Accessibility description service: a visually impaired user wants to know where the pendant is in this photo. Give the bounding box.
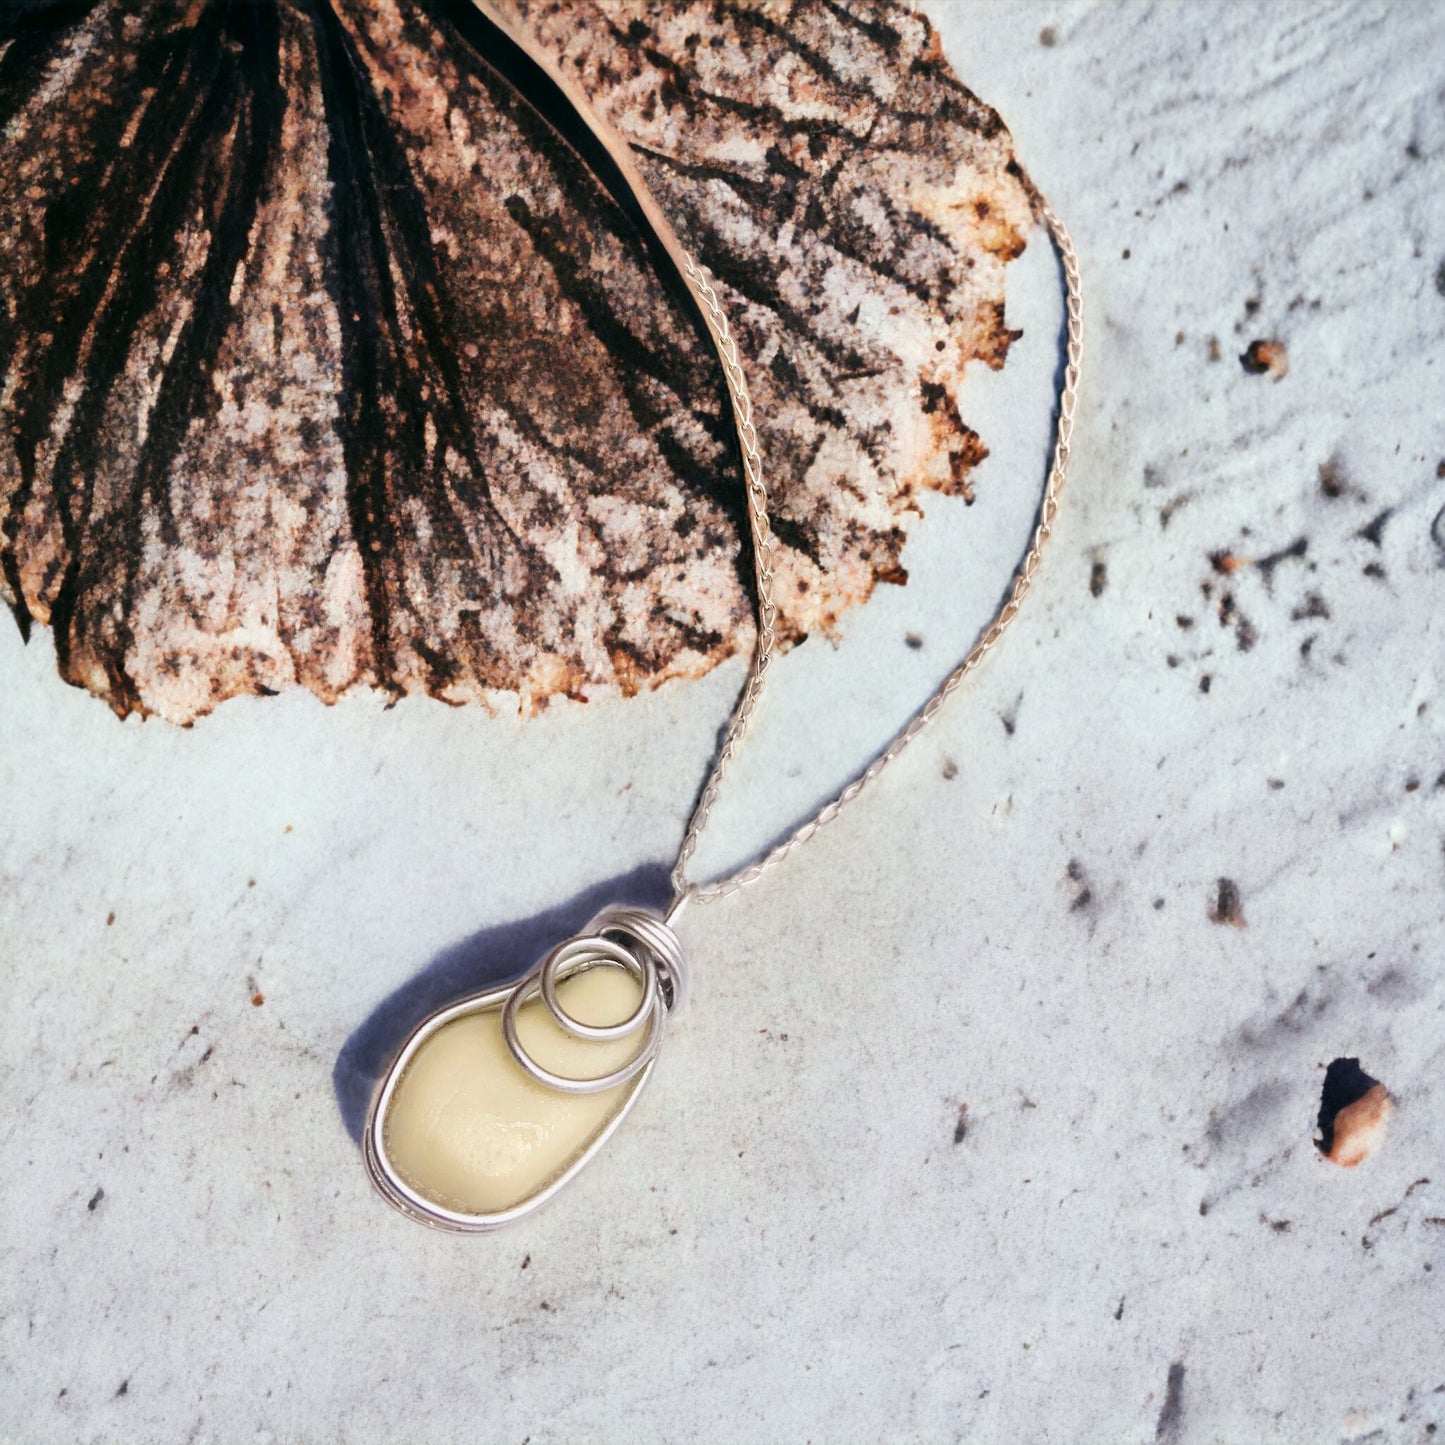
[364,905,687,1232]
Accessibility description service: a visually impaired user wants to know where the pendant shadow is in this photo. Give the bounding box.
[332,860,672,1141]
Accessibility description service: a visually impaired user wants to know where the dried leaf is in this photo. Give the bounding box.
[0,0,1031,722]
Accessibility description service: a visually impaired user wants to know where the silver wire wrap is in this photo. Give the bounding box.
[501,906,688,1094]
[671,198,1084,905]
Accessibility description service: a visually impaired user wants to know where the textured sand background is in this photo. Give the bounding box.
[2,3,1442,1441]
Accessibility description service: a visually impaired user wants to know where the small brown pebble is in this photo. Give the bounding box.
[251,992,265,1008]
[1318,456,1347,497]
[1209,877,1243,926]
[1240,339,1289,378]
[1038,25,1057,46]
[1318,1068,1392,1169]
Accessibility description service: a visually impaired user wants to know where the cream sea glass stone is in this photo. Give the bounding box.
[375,967,649,1223]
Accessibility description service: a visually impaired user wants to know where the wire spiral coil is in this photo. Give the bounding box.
[500,907,688,1094]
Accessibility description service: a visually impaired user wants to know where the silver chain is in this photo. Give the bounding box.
[671,199,1083,906]
[668,255,780,898]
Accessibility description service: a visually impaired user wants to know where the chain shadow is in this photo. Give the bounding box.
[332,860,672,1141]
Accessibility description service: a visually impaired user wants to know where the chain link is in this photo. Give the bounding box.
[672,199,1083,905]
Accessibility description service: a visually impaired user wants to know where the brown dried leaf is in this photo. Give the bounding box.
[0,0,1031,723]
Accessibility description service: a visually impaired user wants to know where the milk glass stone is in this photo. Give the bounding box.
[367,968,650,1229]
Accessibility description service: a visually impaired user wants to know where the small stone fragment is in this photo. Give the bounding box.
[1209,878,1244,926]
[1316,1057,1392,1167]
[1318,456,1347,498]
[1240,339,1289,378]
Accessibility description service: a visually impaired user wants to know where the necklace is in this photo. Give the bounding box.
[363,9,1083,1234]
